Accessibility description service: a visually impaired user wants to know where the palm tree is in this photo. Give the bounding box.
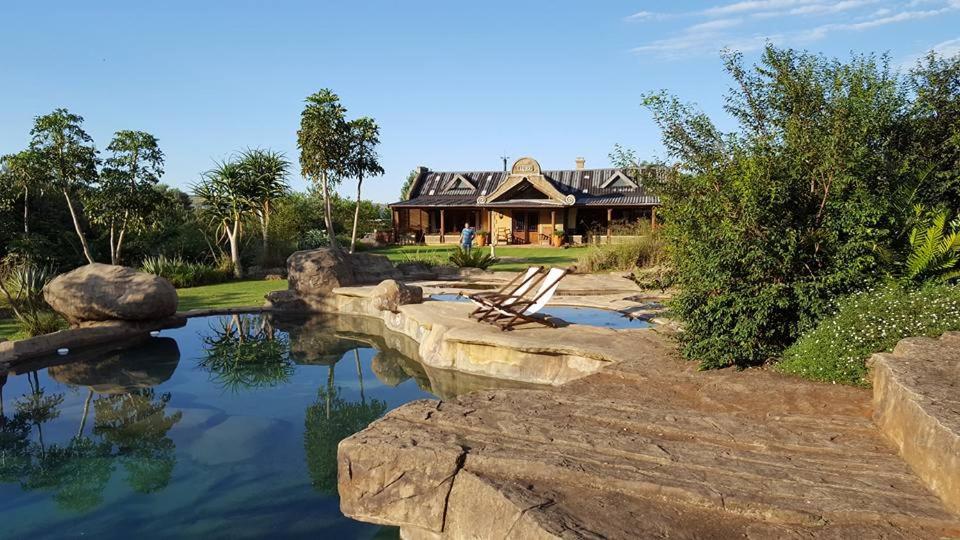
[237,149,290,265]
[193,160,252,278]
[345,117,384,253]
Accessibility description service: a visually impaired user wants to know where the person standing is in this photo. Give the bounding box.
[459,222,476,252]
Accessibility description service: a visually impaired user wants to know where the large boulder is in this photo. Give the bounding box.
[44,263,178,325]
[370,279,423,313]
[286,248,401,298]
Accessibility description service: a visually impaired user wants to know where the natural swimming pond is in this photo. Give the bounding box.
[0,313,524,539]
[428,294,650,329]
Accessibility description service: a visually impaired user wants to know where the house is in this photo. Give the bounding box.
[389,156,662,245]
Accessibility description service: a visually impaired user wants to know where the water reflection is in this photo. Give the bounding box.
[198,314,296,391]
[1,338,183,512]
[0,313,537,537]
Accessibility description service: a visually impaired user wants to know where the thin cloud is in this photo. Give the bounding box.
[629,0,960,59]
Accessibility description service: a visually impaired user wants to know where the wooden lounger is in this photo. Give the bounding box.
[484,268,569,331]
[467,266,543,320]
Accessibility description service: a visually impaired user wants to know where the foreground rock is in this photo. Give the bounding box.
[370,279,422,313]
[339,329,960,538]
[44,263,177,325]
[871,332,960,514]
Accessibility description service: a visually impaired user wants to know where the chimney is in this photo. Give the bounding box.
[575,157,586,170]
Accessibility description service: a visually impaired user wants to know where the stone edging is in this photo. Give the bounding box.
[870,332,960,514]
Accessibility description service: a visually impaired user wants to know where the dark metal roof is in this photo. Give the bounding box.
[391,167,661,208]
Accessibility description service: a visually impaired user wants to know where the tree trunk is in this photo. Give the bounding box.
[115,226,127,266]
[260,201,270,265]
[22,186,29,234]
[62,188,95,264]
[109,224,116,265]
[320,171,339,249]
[350,174,363,254]
[228,220,242,278]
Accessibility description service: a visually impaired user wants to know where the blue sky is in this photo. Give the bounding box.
[1,1,958,202]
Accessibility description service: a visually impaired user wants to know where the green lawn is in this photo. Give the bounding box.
[368,245,583,272]
[177,279,289,311]
[0,249,579,342]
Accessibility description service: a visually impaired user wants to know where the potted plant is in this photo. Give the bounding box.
[551,229,565,247]
[475,230,488,247]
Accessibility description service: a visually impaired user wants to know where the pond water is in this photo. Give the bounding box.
[0,314,519,539]
[429,294,650,329]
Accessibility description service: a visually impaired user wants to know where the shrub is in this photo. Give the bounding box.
[140,255,231,288]
[14,311,66,338]
[641,46,952,369]
[0,261,55,310]
[777,283,960,386]
[397,248,448,267]
[576,227,665,273]
[448,247,498,270]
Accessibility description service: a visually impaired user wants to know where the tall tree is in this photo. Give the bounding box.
[237,148,290,264]
[399,169,418,201]
[194,160,252,278]
[345,117,384,253]
[298,89,349,250]
[87,130,165,265]
[0,150,46,234]
[29,109,99,264]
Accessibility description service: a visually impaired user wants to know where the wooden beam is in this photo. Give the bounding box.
[606,208,613,243]
[651,206,658,230]
[392,209,399,244]
[440,209,445,244]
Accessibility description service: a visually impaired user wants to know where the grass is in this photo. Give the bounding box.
[370,245,581,272]
[177,279,289,311]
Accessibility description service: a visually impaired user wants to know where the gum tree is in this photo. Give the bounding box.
[87,130,165,265]
[29,109,99,264]
[298,89,349,250]
[345,117,384,253]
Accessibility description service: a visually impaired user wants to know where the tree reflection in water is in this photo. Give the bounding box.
[304,354,387,495]
[0,344,183,511]
[199,314,296,391]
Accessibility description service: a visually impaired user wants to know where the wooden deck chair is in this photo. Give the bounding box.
[487,268,569,331]
[467,266,543,320]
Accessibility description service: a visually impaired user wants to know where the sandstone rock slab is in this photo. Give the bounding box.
[43,263,177,324]
[370,279,423,313]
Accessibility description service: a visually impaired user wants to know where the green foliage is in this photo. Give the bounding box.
[298,89,350,249]
[198,314,295,391]
[448,247,498,269]
[399,169,418,201]
[900,205,960,283]
[576,223,664,273]
[140,255,230,288]
[85,130,165,265]
[644,45,948,369]
[29,108,100,264]
[304,384,386,494]
[778,283,960,386]
[13,311,66,338]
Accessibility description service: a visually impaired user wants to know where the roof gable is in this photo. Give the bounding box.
[443,173,477,192]
[600,171,638,189]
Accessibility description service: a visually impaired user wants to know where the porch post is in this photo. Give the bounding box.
[391,209,399,244]
[550,210,556,233]
[489,209,496,257]
[473,210,480,230]
[606,208,613,243]
[651,206,658,230]
[440,209,445,244]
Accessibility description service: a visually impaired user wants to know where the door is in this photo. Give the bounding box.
[511,211,539,244]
